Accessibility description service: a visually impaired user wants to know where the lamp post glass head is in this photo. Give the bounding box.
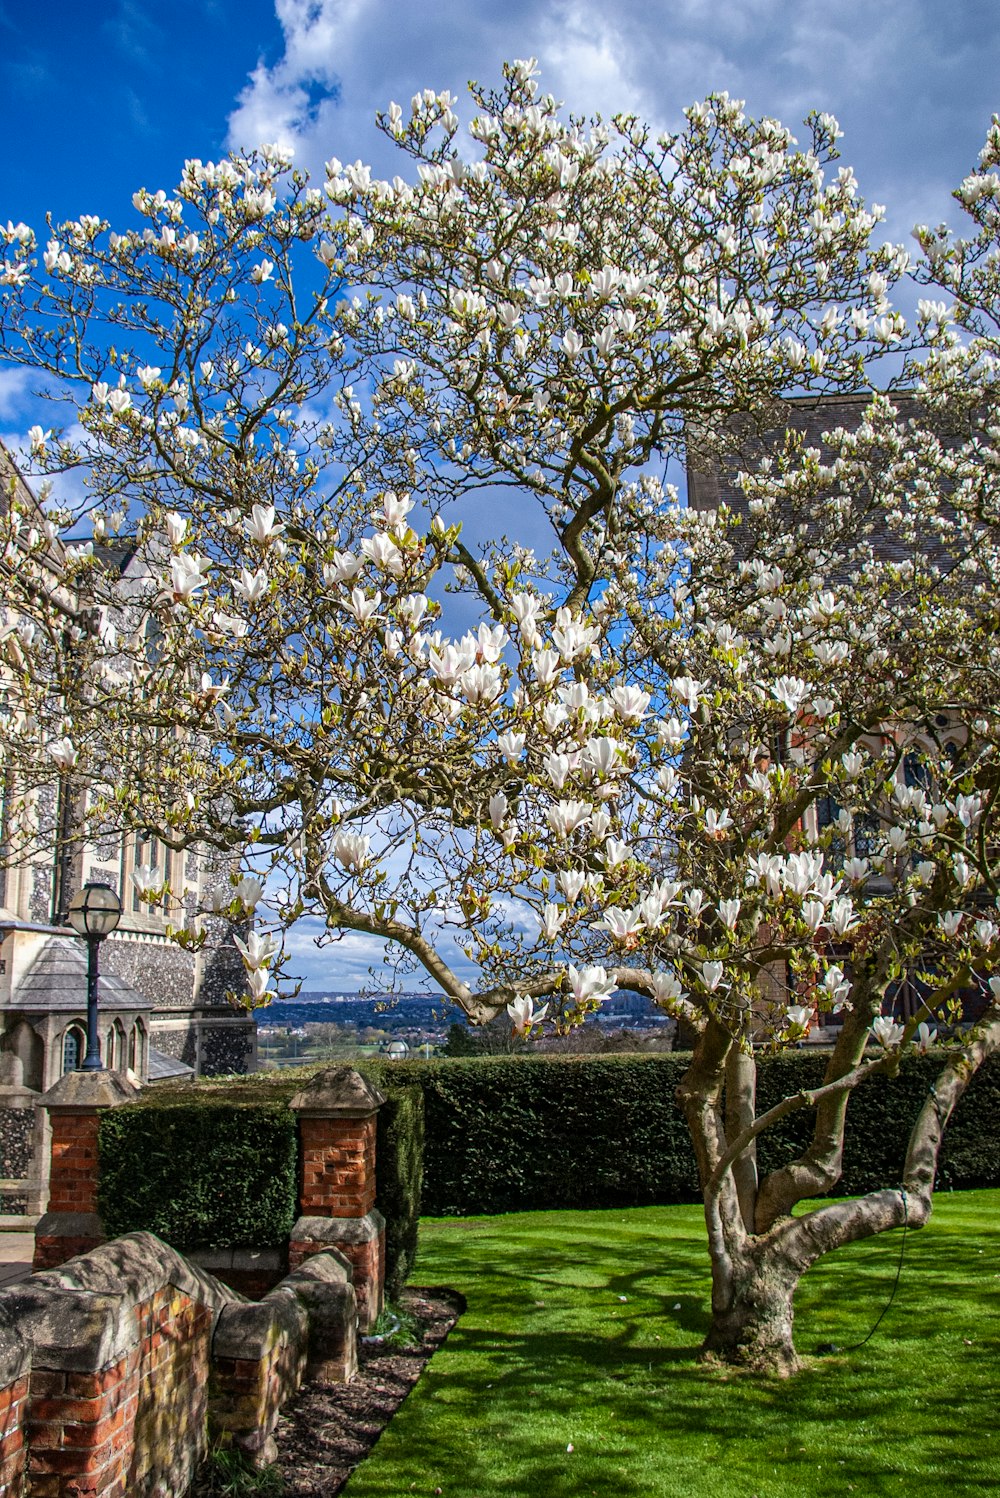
[66,883,122,1070]
[67,882,123,939]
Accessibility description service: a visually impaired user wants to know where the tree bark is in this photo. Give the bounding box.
[693,1008,1000,1374]
[700,1235,802,1375]
[724,1045,758,1234]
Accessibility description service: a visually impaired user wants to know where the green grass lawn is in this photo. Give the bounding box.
[344,1190,1000,1498]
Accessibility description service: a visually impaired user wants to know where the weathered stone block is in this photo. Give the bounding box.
[288,1210,385,1331]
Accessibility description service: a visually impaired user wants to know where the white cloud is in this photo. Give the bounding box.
[278,913,481,992]
[0,368,30,421]
[226,0,992,239]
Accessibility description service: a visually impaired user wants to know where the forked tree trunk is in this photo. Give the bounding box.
[701,1245,802,1373]
[684,1011,1000,1376]
[699,1193,908,1376]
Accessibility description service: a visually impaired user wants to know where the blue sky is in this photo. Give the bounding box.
[2,0,998,990]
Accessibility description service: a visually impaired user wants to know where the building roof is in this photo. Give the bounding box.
[9,937,153,1013]
[146,1047,195,1082]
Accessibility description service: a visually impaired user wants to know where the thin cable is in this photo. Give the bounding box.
[817,1187,908,1356]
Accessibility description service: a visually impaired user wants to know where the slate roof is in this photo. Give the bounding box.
[146,1047,195,1082]
[9,937,153,1013]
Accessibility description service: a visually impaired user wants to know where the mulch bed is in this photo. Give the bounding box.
[272,1287,464,1497]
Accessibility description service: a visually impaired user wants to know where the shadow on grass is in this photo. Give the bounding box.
[345,1199,1000,1498]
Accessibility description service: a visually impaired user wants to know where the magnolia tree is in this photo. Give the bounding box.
[3,64,1000,1372]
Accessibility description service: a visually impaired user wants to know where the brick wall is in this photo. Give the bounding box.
[289,1069,387,1331]
[26,1286,213,1498]
[0,1311,30,1498]
[0,1232,357,1497]
[45,1112,99,1215]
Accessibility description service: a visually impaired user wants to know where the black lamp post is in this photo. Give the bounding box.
[66,882,122,1071]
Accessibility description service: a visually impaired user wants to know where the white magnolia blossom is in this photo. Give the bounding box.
[539,904,565,942]
[169,553,211,601]
[871,1015,905,1049]
[702,960,725,991]
[46,737,78,771]
[557,870,587,902]
[566,965,616,1005]
[332,831,370,872]
[547,800,592,839]
[246,968,275,1002]
[244,504,285,544]
[507,994,549,1034]
[914,1021,938,1053]
[685,889,706,919]
[497,731,526,763]
[671,676,705,711]
[650,970,685,1006]
[820,965,850,1011]
[130,864,160,898]
[165,512,188,547]
[718,898,741,930]
[785,1005,813,1031]
[234,877,264,910]
[232,931,279,970]
[771,675,810,714]
[598,906,643,942]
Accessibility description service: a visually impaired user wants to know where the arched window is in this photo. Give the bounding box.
[943,740,964,772]
[62,1026,85,1075]
[108,1021,126,1073]
[903,752,931,791]
[815,793,845,866]
[129,1022,142,1074]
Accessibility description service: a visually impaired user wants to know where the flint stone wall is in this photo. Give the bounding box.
[0,1111,33,1181]
[0,1058,44,1218]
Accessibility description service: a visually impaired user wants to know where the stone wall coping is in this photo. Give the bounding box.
[39,1230,247,1309]
[267,1253,358,1383]
[0,1301,30,1386]
[0,1281,135,1372]
[212,1292,307,1364]
[290,1209,385,1248]
[40,1069,139,1112]
[1,1230,245,1370]
[35,1210,104,1240]
[270,1247,352,1295]
[289,1066,385,1118]
[209,1253,352,1364]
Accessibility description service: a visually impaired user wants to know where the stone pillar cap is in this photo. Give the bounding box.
[41,1069,139,1112]
[289,1067,384,1118]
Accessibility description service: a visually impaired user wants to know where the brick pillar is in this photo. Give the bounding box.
[33,1071,138,1272]
[288,1068,385,1331]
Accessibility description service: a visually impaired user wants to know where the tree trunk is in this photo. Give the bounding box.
[700,1245,802,1376]
[681,1007,1000,1376]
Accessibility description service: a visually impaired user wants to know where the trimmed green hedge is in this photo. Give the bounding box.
[416,1055,698,1215]
[409,1049,1000,1215]
[98,1098,298,1250]
[95,1050,1000,1270]
[360,1065,425,1300]
[96,1065,425,1297]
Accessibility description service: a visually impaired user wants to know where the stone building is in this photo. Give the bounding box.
[686,391,987,1033]
[0,442,257,1109]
